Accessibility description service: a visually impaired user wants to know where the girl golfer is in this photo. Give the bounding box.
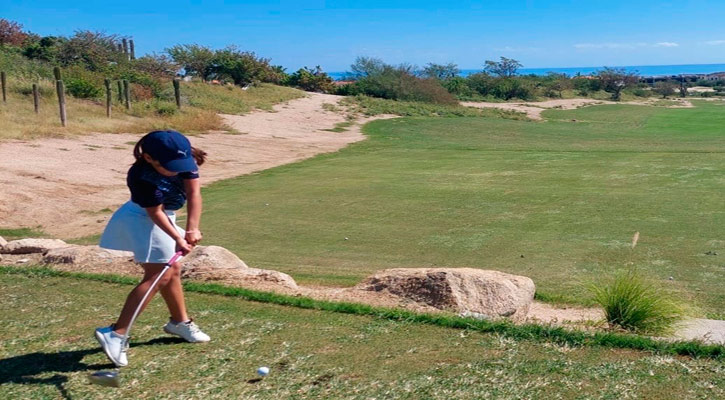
[96,130,210,367]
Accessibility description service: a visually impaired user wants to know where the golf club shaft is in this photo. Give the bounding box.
[124,251,183,340]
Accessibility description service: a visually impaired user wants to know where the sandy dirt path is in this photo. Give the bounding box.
[462,97,695,120]
[0,93,387,239]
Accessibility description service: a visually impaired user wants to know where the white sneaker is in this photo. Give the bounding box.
[163,319,211,343]
[95,325,128,367]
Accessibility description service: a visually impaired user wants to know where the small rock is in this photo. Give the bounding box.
[344,237,349,240]
[705,251,718,256]
[668,276,674,281]
[17,258,29,264]
[2,238,68,254]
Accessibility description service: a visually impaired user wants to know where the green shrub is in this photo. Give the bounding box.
[590,270,684,334]
[155,101,178,115]
[65,77,101,98]
[286,66,335,93]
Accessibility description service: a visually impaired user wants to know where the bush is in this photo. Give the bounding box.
[286,66,334,93]
[65,77,101,98]
[590,270,684,334]
[154,101,178,115]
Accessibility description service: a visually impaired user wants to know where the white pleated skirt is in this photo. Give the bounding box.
[99,201,184,263]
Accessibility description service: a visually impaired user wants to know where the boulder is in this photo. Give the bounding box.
[0,235,7,248]
[357,268,535,321]
[181,246,297,289]
[43,245,133,264]
[2,238,68,254]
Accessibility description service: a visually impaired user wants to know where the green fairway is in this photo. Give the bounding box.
[200,100,725,315]
[2,273,723,399]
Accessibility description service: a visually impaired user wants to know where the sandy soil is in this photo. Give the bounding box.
[462,97,694,120]
[0,93,389,239]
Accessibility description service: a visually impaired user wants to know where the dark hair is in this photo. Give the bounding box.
[132,132,152,166]
[132,131,207,168]
[192,147,207,166]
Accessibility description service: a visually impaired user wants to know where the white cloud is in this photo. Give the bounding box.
[654,42,679,47]
[705,40,725,45]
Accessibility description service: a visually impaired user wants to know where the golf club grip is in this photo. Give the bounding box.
[124,251,184,339]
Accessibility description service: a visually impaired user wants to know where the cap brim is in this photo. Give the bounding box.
[163,157,198,173]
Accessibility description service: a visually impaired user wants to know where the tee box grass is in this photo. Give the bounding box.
[201,100,725,314]
[2,273,723,399]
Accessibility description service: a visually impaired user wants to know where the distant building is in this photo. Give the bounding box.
[702,72,725,81]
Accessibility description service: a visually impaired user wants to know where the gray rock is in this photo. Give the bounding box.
[2,238,68,254]
[357,268,535,321]
[181,246,297,289]
[43,245,133,264]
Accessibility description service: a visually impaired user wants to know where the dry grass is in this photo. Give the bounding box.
[0,79,304,140]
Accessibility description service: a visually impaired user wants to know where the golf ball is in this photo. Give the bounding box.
[257,366,270,376]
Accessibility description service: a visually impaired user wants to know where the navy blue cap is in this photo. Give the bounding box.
[142,130,197,172]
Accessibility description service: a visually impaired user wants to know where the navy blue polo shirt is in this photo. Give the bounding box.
[127,162,199,211]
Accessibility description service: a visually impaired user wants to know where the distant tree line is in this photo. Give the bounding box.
[3,17,720,106]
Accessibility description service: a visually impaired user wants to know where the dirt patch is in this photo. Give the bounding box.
[0,93,391,239]
[462,97,695,120]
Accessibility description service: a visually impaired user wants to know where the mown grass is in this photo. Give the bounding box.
[200,101,725,315]
[1,272,723,399]
[0,78,304,139]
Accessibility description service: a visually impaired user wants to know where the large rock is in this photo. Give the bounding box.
[43,245,133,264]
[181,246,297,289]
[1,238,68,254]
[0,235,7,248]
[357,268,535,321]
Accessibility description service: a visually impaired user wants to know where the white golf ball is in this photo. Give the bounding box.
[257,366,270,376]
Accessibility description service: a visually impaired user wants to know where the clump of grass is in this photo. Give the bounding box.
[591,270,685,335]
[0,227,47,240]
[341,95,526,119]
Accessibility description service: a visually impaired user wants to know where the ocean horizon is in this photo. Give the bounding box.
[328,62,725,80]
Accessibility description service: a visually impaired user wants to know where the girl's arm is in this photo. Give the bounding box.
[145,205,193,255]
[184,177,203,246]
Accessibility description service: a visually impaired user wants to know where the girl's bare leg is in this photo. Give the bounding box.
[113,262,178,335]
[159,263,189,323]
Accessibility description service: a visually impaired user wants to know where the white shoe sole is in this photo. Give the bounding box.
[163,325,210,343]
[95,330,128,367]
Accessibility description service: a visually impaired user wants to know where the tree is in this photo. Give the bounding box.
[209,46,272,86]
[596,67,640,101]
[484,57,522,78]
[167,44,215,81]
[287,66,335,93]
[422,62,460,80]
[133,53,178,78]
[652,81,677,98]
[543,72,572,98]
[349,56,386,78]
[0,19,28,46]
[56,31,121,71]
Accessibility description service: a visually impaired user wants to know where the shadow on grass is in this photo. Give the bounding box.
[0,336,185,399]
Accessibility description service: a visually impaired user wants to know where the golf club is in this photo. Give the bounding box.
[89,251,184,388]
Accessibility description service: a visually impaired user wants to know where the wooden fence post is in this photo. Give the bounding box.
[104,78,112,117]
[173,79,181,109]
[129,39,136,60]
[56,79,67,127]
[117,80,123,102]
[123,79,130,110]
[1,71,6,103]
[53,66,62,81]
[122,39,129,61]
[32,83,39,113]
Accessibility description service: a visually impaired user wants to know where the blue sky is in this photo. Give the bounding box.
[3,0,725,72]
